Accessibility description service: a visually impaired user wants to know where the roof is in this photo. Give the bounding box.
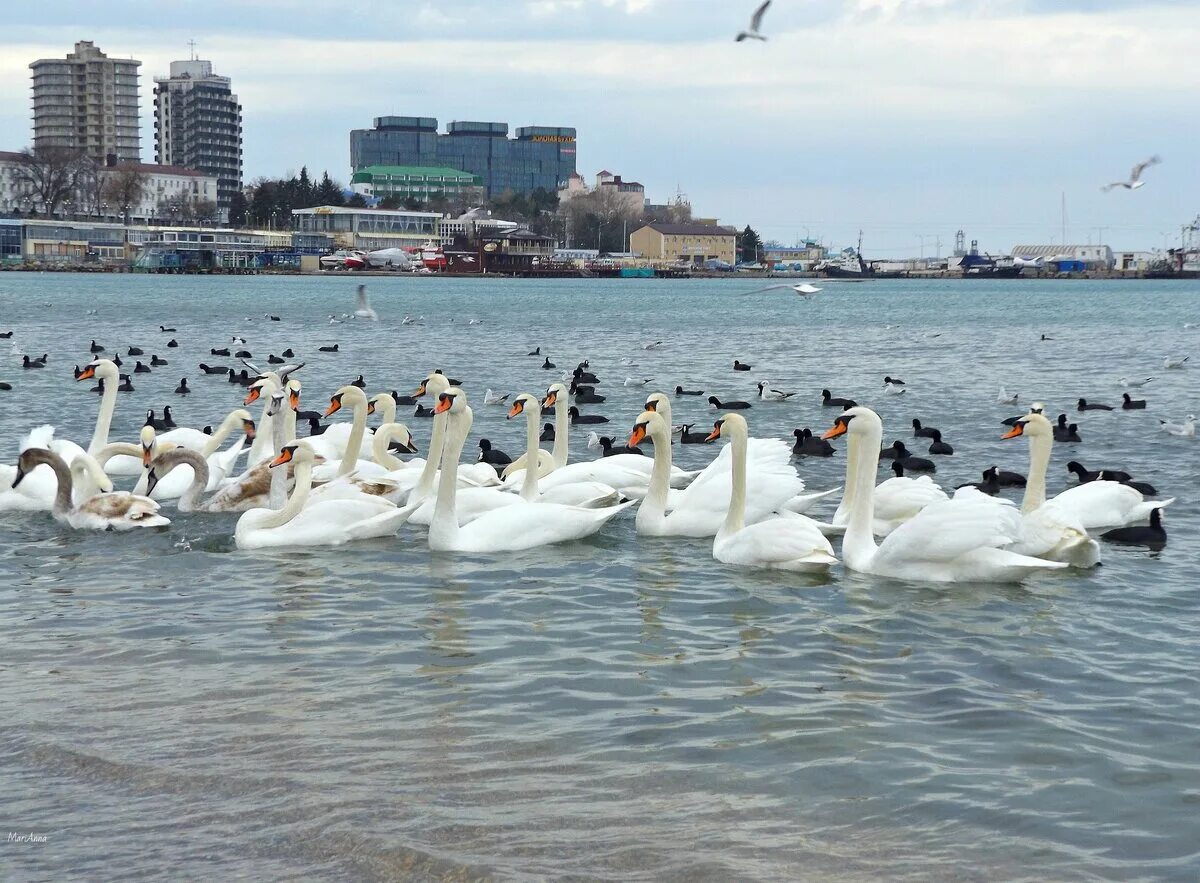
[353,164,479,180]
[480,226,553,241]
[1012,244,1111,257]
[291,205,441,218]
[0,151,27,163]
[636,223,735,237]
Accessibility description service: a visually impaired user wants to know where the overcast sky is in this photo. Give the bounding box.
[2,0,1195,253]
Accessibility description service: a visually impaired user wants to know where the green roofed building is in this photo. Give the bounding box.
[350,165,484,204]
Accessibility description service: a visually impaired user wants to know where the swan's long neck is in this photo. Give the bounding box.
[520,406,541,501]
[1023,432,1051,513]
[269,402,288,508]
[169,450,210,512]
[842,426,881,569]
[338,398,367,477]
[723,427,748,535]
[642,421,673,519]
[430,407,471,545]
[70,455,107,504]
[414,411,447,503]
[284,401,297,443]
[833,428,860,526]
[248,393,276,464]
[89,373,119,455]
[257,461,311,529]
[372,425,404,471]
[378,399,397,425]
[201,411,240,457]
[552,396,568,468]
[37,452,74,517]
[93,442,141,469]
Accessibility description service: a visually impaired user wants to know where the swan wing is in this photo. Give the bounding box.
[407,485,522,526]
[1049,481,1172,528]
[875,496,1023,567]
[445,500,632,552]
[156,427,210,451]
[715,513,837,571]
[676,438,803,522]
[75,492,170,530]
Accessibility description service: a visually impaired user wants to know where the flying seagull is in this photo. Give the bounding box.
[743,282,822,298]
[736,0,771,41]
[354,284,378,321]
[1102,156,1161,192]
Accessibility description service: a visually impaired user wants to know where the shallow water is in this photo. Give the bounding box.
[1,272,1198,880]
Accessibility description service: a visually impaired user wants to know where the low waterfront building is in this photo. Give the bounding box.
[629,222,737,266]
[762,243,827,269]
[350,165,484,205]
[291,205,440,250]
[0,217,128,264]
[1011,244,1114,270]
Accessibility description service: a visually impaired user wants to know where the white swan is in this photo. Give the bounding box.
[507,394,620,507]
[708,413,836,571]
[234,441,411,549]
[13,448,170,530]
[312,385,386,482]
[1002,413,1173,529]
[405,371,497,507]
[243,374,281,466]
[824,407,1066,582]
[138,411,254,499]
[629,409,803,537]
[427,389,630,552]
[1,424,113,511]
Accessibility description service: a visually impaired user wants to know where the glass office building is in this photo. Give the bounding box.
[350,117,577,199]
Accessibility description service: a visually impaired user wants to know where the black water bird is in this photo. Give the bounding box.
[675,385,704,396]
[118,374,135,392]
[792,428,834,457]
[477,438,512,467]
[160,325,176,332]
[151,354,168,366]
[1101,508,1166,549]
[1122,393,1146,410]
[1078,398,1113,411]
[211,347,230,356]
[822,389,855,408]
[166,338,178,348]
[679,424,713,445]
[733,360,752,371]
[911,418,938,438]
[199,363,228,375]
[542,357,556,370]
[599,436,644,456]
[540,422,555,442]
[134,361,151,374]
[90,340,104,353]
[569,406,608,425]
[927,429,953,455]
[708,395,751,410]
[128,346,144,356]
[351,374,366,389]
[175,377,190,395]
[319,344,339,353]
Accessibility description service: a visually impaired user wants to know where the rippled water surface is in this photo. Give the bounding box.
[2,272,1199,880]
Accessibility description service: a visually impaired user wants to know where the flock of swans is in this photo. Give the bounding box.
[0,341,1178,583]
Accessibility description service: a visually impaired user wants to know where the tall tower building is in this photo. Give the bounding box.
[154,56,243,216]
[30,41,141,162]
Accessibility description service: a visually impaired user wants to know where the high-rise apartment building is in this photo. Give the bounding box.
[30,41,141,162]
[154,58,243,216]
[350,117,576,199]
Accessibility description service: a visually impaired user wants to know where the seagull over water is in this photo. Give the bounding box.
[743,282,822,298]
[736,0,771,41]
[353,284,378,321]
[1102,156,1161,192]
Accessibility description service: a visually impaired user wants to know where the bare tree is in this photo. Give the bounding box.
[102,166,148,224]
[13,147,85,216]
[192,200,218,225]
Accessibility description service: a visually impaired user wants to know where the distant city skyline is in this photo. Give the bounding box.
[1,1,1196,252]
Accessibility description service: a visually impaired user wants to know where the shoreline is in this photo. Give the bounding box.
[1,265,1196,281]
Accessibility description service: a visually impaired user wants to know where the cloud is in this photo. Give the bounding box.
[0,1,1194,249]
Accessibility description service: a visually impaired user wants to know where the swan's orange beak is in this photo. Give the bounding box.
[244,387,261,405]
[270,447,294,468]
[629,423,647,447]
[645,399,658,412]
[288,389,300,411]
[704,422,724,443]
[822,421,848,440]
[242,419,256,439]
[366,400,376,415]
[1001,424,1024,439]
[77,364,96,381]
[324,395,343,417]
[413,380,428,397]
[543,390,558,409]
[507,400,525,419]
[141,442,154,467]
[434,394,454,414]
